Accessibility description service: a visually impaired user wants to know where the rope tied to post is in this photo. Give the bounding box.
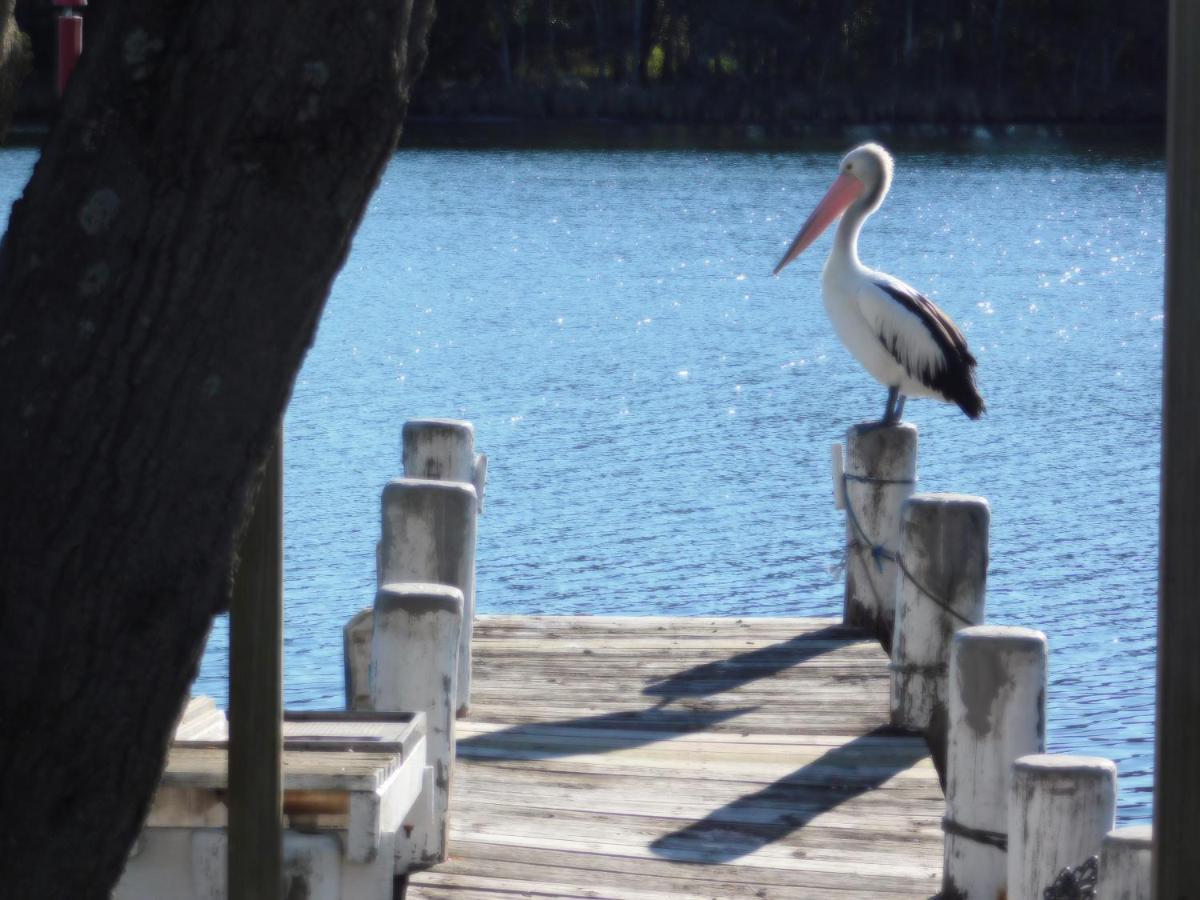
[841,472,976,628]
[841,472,908,573]
[940,815,1007,851]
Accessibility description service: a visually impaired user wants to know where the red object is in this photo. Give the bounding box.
[55,0,86,97]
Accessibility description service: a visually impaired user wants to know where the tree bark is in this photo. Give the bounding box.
[0,0,435,895]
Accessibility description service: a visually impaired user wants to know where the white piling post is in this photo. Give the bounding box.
[1008,754,1117,900]
[841,422,918,647]
[342,608,373,711]
[1098,825,1152,900]
[370,583,463,866]
[402,417,488,512]
[402,419,477,485]
[379,478,478,716]
[942,625,1047,900]
[890,493,989,765]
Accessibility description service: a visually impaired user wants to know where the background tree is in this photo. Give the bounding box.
[0,0,435,895]
[0,0,30,136]
[411,0,1165,125]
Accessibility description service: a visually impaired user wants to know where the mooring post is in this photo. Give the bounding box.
[890,493,989,772]
[403,418,477,485]
[1098,825,1152,900]
[342,608,373,711]
[1008,754,1117,900]
[401,420,486,716]
[371,583,463,866]
[942,625,1047,900]
[378,478,478,716]
[840,422,917,648]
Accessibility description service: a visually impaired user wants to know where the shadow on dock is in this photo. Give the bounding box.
[457,703,759,759]
[649,724,928,865]
[413,617,945,898]
[641,623,853,701]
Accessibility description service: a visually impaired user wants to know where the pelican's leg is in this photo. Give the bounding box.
[882,386,899,424]
[894,394,907,423]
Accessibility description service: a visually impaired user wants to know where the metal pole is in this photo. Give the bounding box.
[1155,3,1200,896]
[228,431,283,900]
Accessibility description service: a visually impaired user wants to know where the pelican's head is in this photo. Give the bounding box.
[840,143,893,214]
[773,142,895,276]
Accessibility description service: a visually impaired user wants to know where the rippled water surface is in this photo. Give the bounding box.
[0,134,1163,822]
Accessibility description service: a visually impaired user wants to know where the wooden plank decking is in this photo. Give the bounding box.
[407,616,944,900]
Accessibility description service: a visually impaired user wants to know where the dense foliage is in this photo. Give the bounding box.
[10,0,1167,127]
[416,0,1166,124]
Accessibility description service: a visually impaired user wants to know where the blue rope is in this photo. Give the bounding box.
[842,472,975,628]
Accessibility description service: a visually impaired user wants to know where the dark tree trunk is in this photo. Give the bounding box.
[492,0,513,86]
[636,0,658,82]
[0,0,435,895]
[904,0,914,68]
[544,0,557,78]
[631,0,643,84]
[992,0,1006,95]
[589,0,608,80]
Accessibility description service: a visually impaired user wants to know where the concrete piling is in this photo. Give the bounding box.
[942,625,1047,900]
[890,493,989,770]
[1008,754,1117,900]
[379,478,478,716]
[370,583,464,865]
[840,422,918,647]
[402,419,476,482]
[1098,825,1152,900]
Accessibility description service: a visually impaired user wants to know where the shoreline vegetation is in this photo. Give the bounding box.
[408,0,1165,130]
[9,1,1168,138]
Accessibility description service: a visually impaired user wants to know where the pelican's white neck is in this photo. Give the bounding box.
[831,200,871,270]
[829,153,892,272]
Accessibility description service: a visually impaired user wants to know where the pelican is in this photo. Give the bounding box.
[773,143,984,425]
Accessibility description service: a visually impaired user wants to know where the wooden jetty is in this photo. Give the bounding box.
[155,416,1152,899]
[407,615,944,899]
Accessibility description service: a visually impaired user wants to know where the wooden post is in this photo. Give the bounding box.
[943,625,1046,900]
[371,583,463,868]
[228,435,283,900]
[1157,4,1200,896]
[342,608,374,711]
[401,420,487,710]
[403,418,475,483]
[1099,825,1152,900]
[890,493,988,774]
[1008,754,1117,900]
[379,478,478,716]
[840,423,917,648]
[402,417,487,512]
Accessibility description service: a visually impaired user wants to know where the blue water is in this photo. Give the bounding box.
[0,135,1164,823]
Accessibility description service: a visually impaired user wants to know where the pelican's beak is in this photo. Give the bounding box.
[773,172,864,275]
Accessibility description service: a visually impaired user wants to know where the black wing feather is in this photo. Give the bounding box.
[873,279,986,419]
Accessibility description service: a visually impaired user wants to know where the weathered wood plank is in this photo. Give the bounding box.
[407,616,944,899]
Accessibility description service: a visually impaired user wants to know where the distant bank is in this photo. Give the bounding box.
[394,116,1163,154]
[408,80,1164,135]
